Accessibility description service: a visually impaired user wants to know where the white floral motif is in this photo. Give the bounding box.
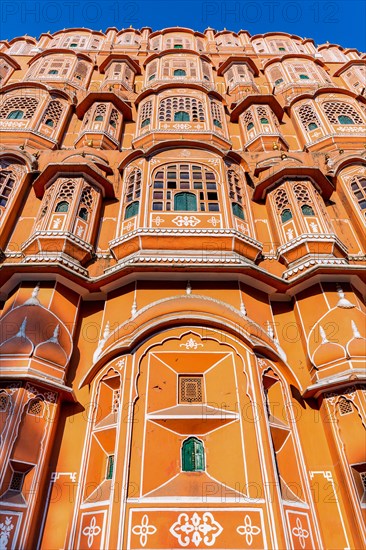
[181,150,191,157]
[0,517,14,549]
[169,512,223,547]
[172,215,200,227]
[180,338,204,350]
[132,514,157,547]
[82,516,101,548]
[173,123,192,130]
[292,517,309,549]
[236,515,261,546]
[76,226,85,238]
[125,221,134,232]
[52,217,62,229]
[207,216,220,227]
[116,358,126,369]
[238,223,249,234]
[309,222,319,232]
[152,216,165,226]
[286,228,294,240]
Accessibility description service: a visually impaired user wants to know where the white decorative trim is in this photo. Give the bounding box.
[236,514,261,546]
[169,511,223,547]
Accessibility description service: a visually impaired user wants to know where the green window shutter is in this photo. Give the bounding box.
[338,115,354,125]
[308,122,318,131]
[174,69,186,76]
[232,203,245,220]
[182,437,205,472]
[299,74,309,80]
[301,204,315,216]
[7,110,24,120]
[106,455,114,479]
[55,201,69,213]
[174,192,197,211]
[174,111,190,122]
[125,201,139,219]
[281,208,292,223]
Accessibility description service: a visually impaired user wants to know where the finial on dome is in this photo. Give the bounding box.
[351,320,361,339]
[103,321,110,340]
[319,326,328,344]
[336,285,355,308]
[48,324,60,343]
[16,317,27,338]
[267,321,274,339]
[186,281,192,295]
[240,299,247,316]
[24,283,41,305]
[131,299,137,318]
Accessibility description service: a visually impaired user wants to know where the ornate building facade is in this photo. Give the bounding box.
[0,26,365,549]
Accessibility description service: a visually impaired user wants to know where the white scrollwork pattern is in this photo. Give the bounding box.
[236,515,261,546]
[292,517,310,549]
[0,517,14,550]
[169,512,223,547]
[180,338,204,350]
[172,215,201,227]
[82,516,101,548]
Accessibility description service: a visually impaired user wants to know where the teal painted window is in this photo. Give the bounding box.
[125,201,139,219]
[141,118,150,128]
[275,78,283,86]
[308,122,318,131]
[174,192,197,211]
[7,110,24,119]
[299,74,309,80]
[174,44,183,49]
[247,122,254,131]
[338,115,354,125]
[70,43,77,48]
[48,69,59,75]
[213,118,222,128]
[106,455,114,480]
[78,207,88,221]
[109,119,117,128]
[260,117,269,124]
[182,437,205,472]
[281,208,292,222]
[232,202,245,220]
[301,204,315,216]
[174,69,186,77]
[45,118,54,127]
[148,74,156,81]
[174,111,190,122]
[95,115,104,121]
[279,47,285,51]
[55,201,69,213]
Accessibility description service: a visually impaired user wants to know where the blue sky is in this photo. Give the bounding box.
[0,0,365,51]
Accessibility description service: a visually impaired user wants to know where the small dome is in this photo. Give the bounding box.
[34,325,68,367]
[312,341,346,367]
[346,320,366,358]
[0,318,33,356]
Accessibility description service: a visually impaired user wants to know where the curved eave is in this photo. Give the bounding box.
[0,52,21,70]
[135,82,223,105]
[143,50,213,67]
[149,28,205,39]
[99,54,141,74]
[332,156,366,177]
[285,87,366,111]
[28,48,94,66]
[263,54,326,70]
[217,55,259,76]
[8,36,36,46]
[215,30,239,38]
[318,43,344,52]
[230,94,283,122]
[116,29,142,37]
[0,81,73,102]
[75,92,133,120]
[334,59,366,77]
[253,166,334,200]
[136,139,231,158]
[0,149,36,171]
[251,32,303,42]
[52,28,106,38]
[33,163,115,198]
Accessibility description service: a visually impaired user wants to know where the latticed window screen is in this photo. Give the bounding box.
[268,65,284,85]
[256,106,271,124]
[350,176,366,215]
[286,62,319,81]
[0,61,11,82]
[78,185,95,220]
[27,398,43,416]
[158,97,205,122]
[179,376,203,403]
[202,61,211,80]
[10,472,25,492]
[0,96,39,119]
[338,397,353,415]
[210,101,223,128]
[112,389,120,413]
[242,110,254,130]
[146,61,157,80]
[125,168,142,205]
[152,163,219,212]
[323,102,363,125]
[297,103,321,131]
[0,170,15,208]
[165,37,191,49]
[140,101,152,127]
[0,392,9,411]
[162,59,198,79]
[74,61,88,82]
[109,109,119,128]
[293,184,313,205]
[269,40,294,52]
[361,472,366,493]
[56,180,76,202]
[227,168,245,220]
[41,100,64,128]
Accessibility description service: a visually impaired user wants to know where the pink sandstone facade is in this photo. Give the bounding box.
[0,26,365,549]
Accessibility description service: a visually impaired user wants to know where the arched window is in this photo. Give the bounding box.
[45,119,54,127]
[260,117,269,124]
[140,100,152,128]
[124,168,142,219]
[338,115,354,125]
[0,169,16,208]
[78,207,88,221]
[41,100,64,129]
[152,163,219,212]
[281,209,293,222]
[227,168,245,220]
[211,101,224,130]
[174,191,197,211]
[125,201,139,219]
[182,437,205,472]
[323,102,363,125]
[95,115,104,121]
[77,185,95,223]
[247,122,254,131]
[299,74,309,80]
[301,204,315,216]
[174,69,186,76]
[27,398,44,416]
[174,110,190,122]
[308,122,318,131]
[7,110,24,119]
[141,118,150,128]
[55,201,69,213]
[159,97,205,122]
[297,103,322,133]
[350,176,366,215]
[48,69,58,75]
